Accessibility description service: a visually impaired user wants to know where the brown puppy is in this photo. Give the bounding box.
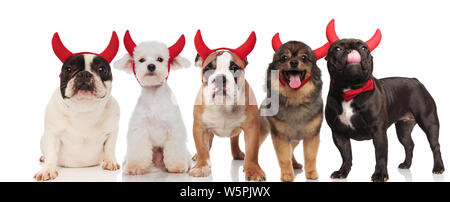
[189,30,266,181]
[260,33,328,181]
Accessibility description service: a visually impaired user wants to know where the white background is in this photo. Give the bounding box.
[0,0,449,182]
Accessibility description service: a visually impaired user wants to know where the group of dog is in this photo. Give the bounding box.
[34,19,444,182]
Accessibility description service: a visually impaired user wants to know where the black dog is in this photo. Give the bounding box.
[324,20,444,182]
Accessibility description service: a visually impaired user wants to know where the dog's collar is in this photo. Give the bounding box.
[341,79,374,102]
[278,73,311,90]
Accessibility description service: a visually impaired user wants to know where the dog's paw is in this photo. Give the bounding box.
[167,161,189,173]
[189,165,211,177]
[292,162,303,170]
[34,167,58,181]
[102,160,120,171]
[280,171,294,182]
[371,171,389,182]
[330,170,349,179]
[432,165,445,174]
[125,162,149,175]
[305,170,319,180]
[245,165,266,181]
[398,161,411,169]
[232,151,245,160]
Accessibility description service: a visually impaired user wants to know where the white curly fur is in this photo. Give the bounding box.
[114,41,191,175]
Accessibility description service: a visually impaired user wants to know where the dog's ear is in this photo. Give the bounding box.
[170,55,191,70]
[194,54,203,68]
[114,53,134,74]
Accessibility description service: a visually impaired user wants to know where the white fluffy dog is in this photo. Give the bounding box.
[114,31,191,174]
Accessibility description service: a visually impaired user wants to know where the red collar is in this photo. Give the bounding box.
[278,74,311,90]
[342,79,374,101]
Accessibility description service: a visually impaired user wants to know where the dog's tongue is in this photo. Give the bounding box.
[347,50,361,64]
[289,74,301,89]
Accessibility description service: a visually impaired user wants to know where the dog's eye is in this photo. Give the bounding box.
[335,47,342,51]
[98,66,105,73]
[157,57,163,62]
[229,63,241,72]
[361,46,367,51]
[301,55,307,62]
[139,58,146,63]
[65,66,72,73]
[281,55,288,62]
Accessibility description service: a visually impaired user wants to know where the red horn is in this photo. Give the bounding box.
[52,32,73,63]
[168,34,186,61]
[313,42,330,60]
[271,33,282,51]
[326,19,340,44]
[124,30,137,57]
[234,31,257,60]
[366,29,382,52]
[99,31,119,63]
[194,30,213,60]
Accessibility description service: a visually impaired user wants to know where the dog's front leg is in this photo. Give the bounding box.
[189,125,213,177]
[243,119,266,181]
[371,127,389,182]
[124,127,153,175]
[102,128,120,171]
[330,132,352,179]
[163,126,190,173]
[35,133,60,181]
[271,133,294,181]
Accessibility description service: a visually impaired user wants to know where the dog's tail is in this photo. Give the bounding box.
[258,113,270,148]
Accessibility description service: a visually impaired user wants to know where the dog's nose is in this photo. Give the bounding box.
[290,60,299,68]
[213,75,227,89]
[77,71,93,83]
[147,64,156,72]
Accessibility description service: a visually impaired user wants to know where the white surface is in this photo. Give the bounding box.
[0,0,449,182]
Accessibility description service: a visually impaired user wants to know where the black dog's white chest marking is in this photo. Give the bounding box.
[338,100,355,129]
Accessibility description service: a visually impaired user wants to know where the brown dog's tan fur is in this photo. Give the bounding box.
[260,41,323,181]
[190,51,265,181]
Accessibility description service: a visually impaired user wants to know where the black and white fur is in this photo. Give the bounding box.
[34,54,120,181]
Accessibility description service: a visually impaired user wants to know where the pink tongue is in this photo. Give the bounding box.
[347,50,361,64]
[289,74,301,88]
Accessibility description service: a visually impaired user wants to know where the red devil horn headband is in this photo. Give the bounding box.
[326,19,382,52]
[124,30,137,57]
[52,32,119,63]
[124,30,185,62]
[194,30,257,61]
[272,33,329,60]
[168,34,186,61]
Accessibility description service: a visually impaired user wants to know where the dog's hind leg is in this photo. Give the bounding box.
[415,111,444,174]
[290,141,303,170]
[395,119,416,169]
[258,116,270,147]
[231,133,245,160]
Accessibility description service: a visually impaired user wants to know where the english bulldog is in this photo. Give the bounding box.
[34,32,120,181]
[324,20,444,182]
[189,30,266,181]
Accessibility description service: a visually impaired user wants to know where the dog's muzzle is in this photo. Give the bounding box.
[75,71,94,91]
[213,74,227,98]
